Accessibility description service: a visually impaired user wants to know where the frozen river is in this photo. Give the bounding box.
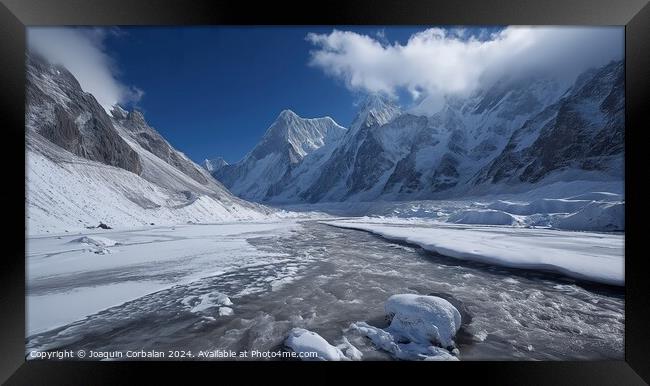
[26,220,624,360]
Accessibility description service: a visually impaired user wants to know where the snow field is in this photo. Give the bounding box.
[27,221,302,335]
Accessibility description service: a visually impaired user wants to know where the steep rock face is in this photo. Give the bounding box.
[213,110,346,201]
[378,108,468,197]
[476,60,624,185]
[26,54,142,175]
[26,53,270,234]
[301,95,402,202]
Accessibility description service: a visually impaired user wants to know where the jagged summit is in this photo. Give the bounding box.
[210,109,347,201]
[266,110,338,137]
[203,157,229,173]
[277,109,299,120]
[253,110,346,161]
[263,109,302,140]
[350,93,401,131]
[362,93,395,110]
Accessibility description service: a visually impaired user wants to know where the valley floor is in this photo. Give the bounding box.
[26,220,304,335]
[26,216,624,361]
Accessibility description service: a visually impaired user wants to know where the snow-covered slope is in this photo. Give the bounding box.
[26,54,271,235]
[212,110,347,201]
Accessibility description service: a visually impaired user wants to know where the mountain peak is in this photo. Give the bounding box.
[362,93,393,109]
[253,110,345,160]
[278,109,299,120]
[203,157,229,173]
[212,109,347,200]
[265,110,303,141]
[351,93,401,130]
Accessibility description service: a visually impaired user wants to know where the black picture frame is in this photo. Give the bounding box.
[1,0,648,384]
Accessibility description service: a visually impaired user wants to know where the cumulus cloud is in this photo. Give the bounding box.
[306,27,623,113]
[27,27,143,112]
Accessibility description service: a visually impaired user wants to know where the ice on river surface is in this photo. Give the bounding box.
[324,219,624,286]
[26,219,624,361]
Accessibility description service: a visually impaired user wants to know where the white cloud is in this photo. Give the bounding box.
[306,27,623,113]
[27,27,143,112]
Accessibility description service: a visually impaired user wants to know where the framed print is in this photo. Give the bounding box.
[0,0,648,384]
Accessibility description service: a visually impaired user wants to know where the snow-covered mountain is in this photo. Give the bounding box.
[300,95,403,202]
[211,110,347,201]
[209,61,623,203]
[26,53,272,235]
[474,60,624,186]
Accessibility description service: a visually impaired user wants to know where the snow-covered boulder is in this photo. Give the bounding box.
[448,209,518,226]
[337,337,363,360]
[351,321,458,361]
[284,328,349,361]
[555,202,624,231]
[183,292,233,314]
[350,294,462,361]
[385,294,462,349]
[218,307,234,316]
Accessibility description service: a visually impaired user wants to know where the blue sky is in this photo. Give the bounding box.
[28,26,623,164]
[103,27,427,163]
[99,26,511,163]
